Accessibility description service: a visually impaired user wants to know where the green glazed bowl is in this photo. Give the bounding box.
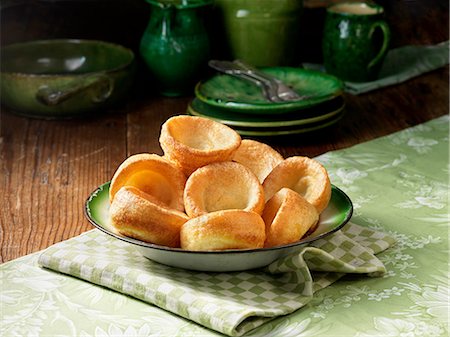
[1,39,135,119]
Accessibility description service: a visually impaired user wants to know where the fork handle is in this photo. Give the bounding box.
[232,60,280,85]
[208,60,282,102]
[233,60,301,100]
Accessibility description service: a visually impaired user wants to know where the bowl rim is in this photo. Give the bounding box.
[84,181,353,255]
[1,38,135,77]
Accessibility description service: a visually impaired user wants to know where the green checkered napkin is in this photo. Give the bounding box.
[38,222,395,336]
[304,40,449,94]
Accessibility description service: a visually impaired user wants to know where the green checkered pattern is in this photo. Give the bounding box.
[38,222,395,336]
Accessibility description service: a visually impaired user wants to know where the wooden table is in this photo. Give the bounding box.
[1,0,448,263]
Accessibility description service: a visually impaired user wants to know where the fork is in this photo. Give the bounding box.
[208,60,305,102]
[208,60,281,102]
[232,60,303,101]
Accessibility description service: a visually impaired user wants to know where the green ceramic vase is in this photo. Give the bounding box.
[322,2,390,82]
[140,0,212,96]
[214,0,303,67]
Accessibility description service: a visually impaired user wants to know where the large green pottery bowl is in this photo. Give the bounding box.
[1,39,135,119]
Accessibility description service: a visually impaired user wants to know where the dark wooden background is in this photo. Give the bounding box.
[1,0,448,262]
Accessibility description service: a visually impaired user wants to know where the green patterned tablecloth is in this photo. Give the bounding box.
[1,116,448,336]
[344,41,449,94]
[304,41,449,94]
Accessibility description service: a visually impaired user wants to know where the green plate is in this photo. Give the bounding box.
[195,67,343,114]
[85,183,353,272]
[232,112,345,137]
[187,96,345,128]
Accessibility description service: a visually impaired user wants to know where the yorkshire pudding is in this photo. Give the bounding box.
[263,156,331,213]
[184,161,265,217]
[159,115,241,175]
[110,186,189,248]
[180,210,266,251]
[232,139,284,183]
[109,153,186,212]
[262,188,319,248]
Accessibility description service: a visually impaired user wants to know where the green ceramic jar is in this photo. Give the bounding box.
[322,2,390,82]
[214,0,303,67]
[140,0,212,96]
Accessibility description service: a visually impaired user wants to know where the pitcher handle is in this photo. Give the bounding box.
[368,21,391,69]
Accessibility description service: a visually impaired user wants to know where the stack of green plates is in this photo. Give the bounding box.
[190,67,345,137]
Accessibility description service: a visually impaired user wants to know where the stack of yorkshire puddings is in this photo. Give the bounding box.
[109,115,331,250]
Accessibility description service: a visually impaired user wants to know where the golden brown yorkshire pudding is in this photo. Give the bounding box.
[262,188,319,248]
[110,186,189,248]
[184,161,265,217]
[180,210,265,250]
[263,156,331,213]
[232,139,284,183]
[159,115,241,176]
[109,153,186,212]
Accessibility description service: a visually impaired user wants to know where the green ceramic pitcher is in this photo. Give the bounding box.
[322,2,390,82]
[140,0,212,96]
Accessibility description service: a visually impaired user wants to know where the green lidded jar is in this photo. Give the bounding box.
[140,0,212,96]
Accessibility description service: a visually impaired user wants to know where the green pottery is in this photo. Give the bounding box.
[322,2,390,82]
[140,0,212,96]
[86,182,352,271]
[228,113,344,137]
[187,96,345,127]
[187,97,345,137]
[0,39,135,119]
[196,67,343,113]
[214,0,303,67]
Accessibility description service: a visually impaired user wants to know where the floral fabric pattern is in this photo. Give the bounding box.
[1,115,448,336]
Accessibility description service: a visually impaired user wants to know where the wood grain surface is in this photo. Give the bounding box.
[1,0,448,262]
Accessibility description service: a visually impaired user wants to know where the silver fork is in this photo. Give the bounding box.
[232,60,303,101]
[208,60,282,102]
[208,60,305,102]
